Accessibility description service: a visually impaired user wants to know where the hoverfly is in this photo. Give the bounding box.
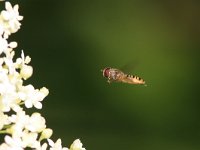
[102,67,146,85]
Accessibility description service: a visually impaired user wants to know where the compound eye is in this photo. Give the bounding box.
[103,68,110,77]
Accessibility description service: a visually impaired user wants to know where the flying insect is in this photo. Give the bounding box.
[102,67,146,85]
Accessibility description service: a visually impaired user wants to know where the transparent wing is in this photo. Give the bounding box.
[120,60,139,73]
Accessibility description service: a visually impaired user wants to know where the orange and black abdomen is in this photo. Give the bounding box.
[123,74,145,84]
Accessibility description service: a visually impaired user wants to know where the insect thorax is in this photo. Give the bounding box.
[108,69,124,80]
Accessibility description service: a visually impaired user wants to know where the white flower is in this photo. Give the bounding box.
[0,143,10,150]
[15,50,31,68]
[8,124,24,139]
[21,130,40,148]
[8,111,46,145]
[4,56,15,75]
[0,71,20,112]
[0,35,8,54]
[9,108,28,124]
[0,35,17,55]
[2,2,23,21]
[4,135,24,150]
[8,110,29,137]
[0,111,10,130]
[40,128,53,141]
[17,50,33,80]
[48,139,69,150]
[70,139,86,150]
[0,1,86,150]
[18,84,48,109]
[0,2,23,36]
[8,111,46,148]
[25,112,46,133]
[20,64,33,80]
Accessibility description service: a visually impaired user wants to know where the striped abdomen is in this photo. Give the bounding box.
[122,74,145,84]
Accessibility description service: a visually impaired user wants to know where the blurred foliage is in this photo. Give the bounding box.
[4,0,200,149]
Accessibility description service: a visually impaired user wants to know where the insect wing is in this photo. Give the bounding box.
[120,60,138,73]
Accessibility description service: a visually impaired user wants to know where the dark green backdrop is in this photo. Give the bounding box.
[6,0,200,149]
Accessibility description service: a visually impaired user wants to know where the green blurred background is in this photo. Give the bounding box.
[5,0,200,149]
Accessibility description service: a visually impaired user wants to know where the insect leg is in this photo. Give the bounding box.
[107,77,112,84]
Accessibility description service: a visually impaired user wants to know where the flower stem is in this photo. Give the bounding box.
[19,101,25,105]
[0,130,8,134]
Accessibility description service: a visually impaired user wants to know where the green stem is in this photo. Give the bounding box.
[19,101,25,105]
[0,130,8,134]
[3,124,12,129]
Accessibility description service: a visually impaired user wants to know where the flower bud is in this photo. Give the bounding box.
[9,42,17,48]
[20,65,33,80]
[70,139,86,150]
[40,128,53,141]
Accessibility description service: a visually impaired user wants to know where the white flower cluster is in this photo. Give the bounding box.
[0,2,86,150]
